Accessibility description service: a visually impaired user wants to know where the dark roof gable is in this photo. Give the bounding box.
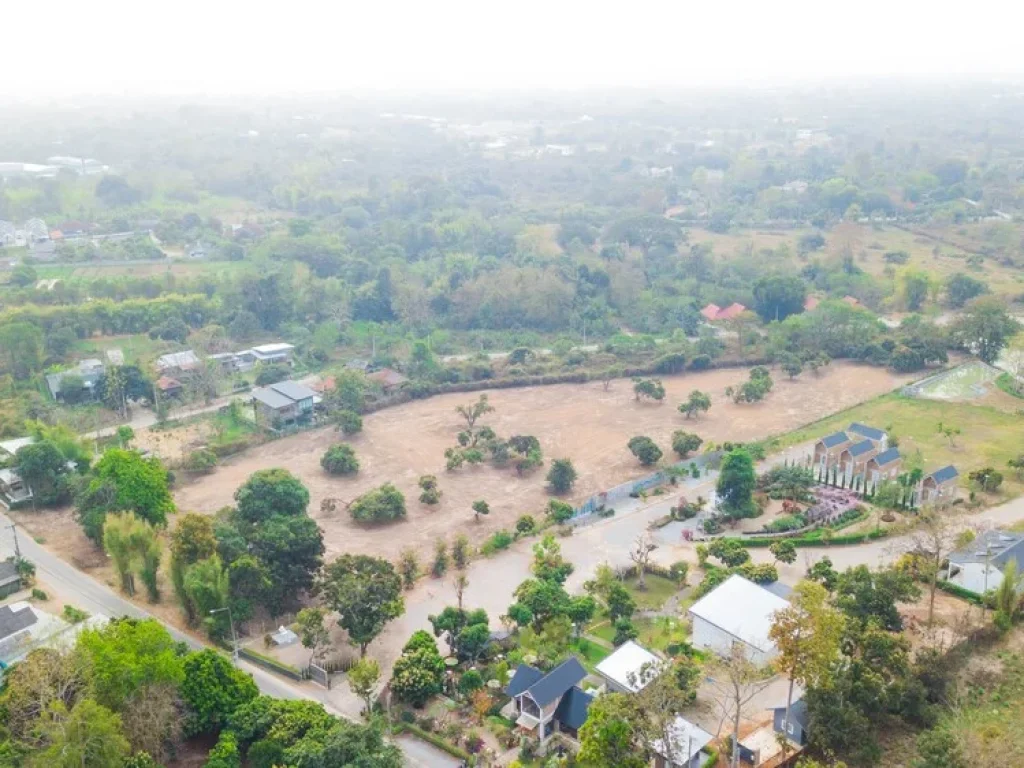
[848,422,885,441]
[554,686,593,730]
[525,657,588,707]
[505,664,544,698]
[819,431,849,449]
[927,465,959,484]
[872,447,900,466]
[0,604,36,641]
[847,439,875,458]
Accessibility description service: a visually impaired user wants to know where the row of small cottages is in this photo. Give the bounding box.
[812,422,958,504]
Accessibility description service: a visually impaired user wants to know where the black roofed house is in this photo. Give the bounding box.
[506,657,594,743]
[919,465,959,506]
[0,602,38,655]
[847,422,888,450]
[0,560,23,599]
[839,439,877,487]
[813,431,850,477]
[865,447,902,490]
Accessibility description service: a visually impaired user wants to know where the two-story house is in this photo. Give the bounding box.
[505,657,594,742]
[251,379,317,425]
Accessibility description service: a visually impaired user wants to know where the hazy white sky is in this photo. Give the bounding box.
[6,0,1024,97]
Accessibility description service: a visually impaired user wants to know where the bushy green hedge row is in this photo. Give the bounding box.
[936,580,984,605]
[741,525,888,548]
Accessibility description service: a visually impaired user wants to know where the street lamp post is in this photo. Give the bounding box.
[210,607,239,664]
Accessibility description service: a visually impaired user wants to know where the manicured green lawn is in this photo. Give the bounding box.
[585,615,691,655]
[763,392,1024,499]
[570,637,612,671]
[623,573,680,611]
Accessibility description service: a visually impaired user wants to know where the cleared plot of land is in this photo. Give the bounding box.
[173,362,912,563]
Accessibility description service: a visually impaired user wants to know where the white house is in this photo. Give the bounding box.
[945,529,1024,596]
[595,640,663,694]
[652,716,715,768]
[687,574,789,665]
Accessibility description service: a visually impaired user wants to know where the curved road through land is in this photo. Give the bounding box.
[0,508,459,767]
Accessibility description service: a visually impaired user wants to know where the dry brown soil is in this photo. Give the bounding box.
[171,362,913,563]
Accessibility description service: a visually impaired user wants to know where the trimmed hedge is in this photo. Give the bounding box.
[236,647,304,680]
[395,722,472,761]
[937,580,984,605]
[741,526,889,548]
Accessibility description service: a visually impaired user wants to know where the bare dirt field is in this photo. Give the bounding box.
[173,362,914,563]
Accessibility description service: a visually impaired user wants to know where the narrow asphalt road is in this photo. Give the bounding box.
[0,508,457,766]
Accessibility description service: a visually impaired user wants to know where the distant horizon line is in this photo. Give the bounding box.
[6,72,1024,106]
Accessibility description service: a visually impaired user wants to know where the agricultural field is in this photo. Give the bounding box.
[172,362,913,563]
[690,222,1024,302]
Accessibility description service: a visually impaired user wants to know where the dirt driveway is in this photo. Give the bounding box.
[172,362,913,563]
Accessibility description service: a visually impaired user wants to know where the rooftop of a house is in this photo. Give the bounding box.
[367,368,409,387]
[155,375,182,391]
[846,439,876,458]
[250,342,295,355]
[0,437,34,458]
[848,422,886,441]
[268,380,317,402]
[926,465,959,485]
[506,657,588,708]
[553,686,593,730]
[595,640,662,693]
[688,574,789,653]
[0,602,37,642]
[818,431,849,449]
[948,529,1024,569]
[156,350,200,369]
[804,296,820,311]
[0,560,21,586]
[251,386,297,410]
[872,447,901,467]
[842,295,860,307]
[653,716,715,762]
[0,467,25,486]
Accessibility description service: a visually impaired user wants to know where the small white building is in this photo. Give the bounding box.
[945,529,1024,596]
[595,640,663,694]
[652,715,715,768]
[238,343,295,367]
[687,574,789,665]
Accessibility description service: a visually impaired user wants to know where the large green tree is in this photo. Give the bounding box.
[76,450,174,543]
[75,618,185,712]
[317,554,404,656]
[180,649,258,737]
[716,449,757,519]
[752,274,807,322]
[233,468,310,524]
[31,699,130,768]
[951,296,1019,364]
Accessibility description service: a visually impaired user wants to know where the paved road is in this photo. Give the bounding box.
[0,508,457,766]
[81,393,244,441]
